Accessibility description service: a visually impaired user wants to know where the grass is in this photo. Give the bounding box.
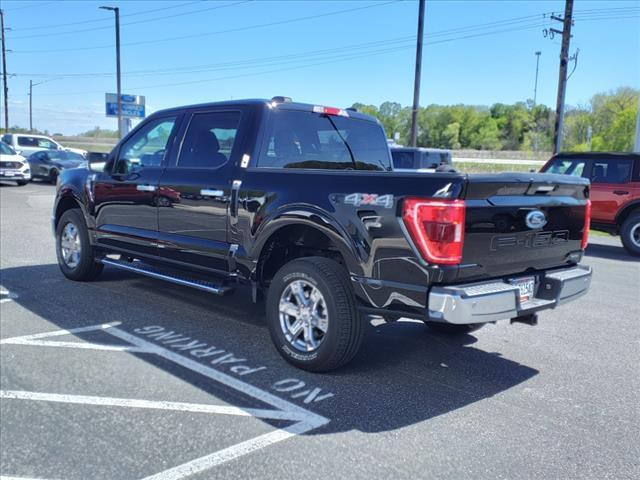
[453,161,538,174]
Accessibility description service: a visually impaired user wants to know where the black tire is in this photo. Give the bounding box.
[620,213,640,256]
[16,180,28,186]
[424,322,484,335]
[49,169,59,184]
[56,208,104,281]
[266,256,363,372]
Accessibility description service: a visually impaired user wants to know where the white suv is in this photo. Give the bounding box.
[0,141,31,185]
[1,133,87,158]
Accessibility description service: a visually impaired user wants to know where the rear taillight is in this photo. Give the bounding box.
[581,199,591,250]
[402,198,466,265]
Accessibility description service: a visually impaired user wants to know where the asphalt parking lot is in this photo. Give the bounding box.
[1,180,639,480]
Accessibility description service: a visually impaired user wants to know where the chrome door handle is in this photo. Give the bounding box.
[613,190,629,196]
[200,189,224,197]
[136,184,157,192]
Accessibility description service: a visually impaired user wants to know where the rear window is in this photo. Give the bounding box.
[257,110,391,171]
[543,157,586,177]
[591,158,632,184]
[392,151,415,169]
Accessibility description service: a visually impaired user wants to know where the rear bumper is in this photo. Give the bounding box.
[427,265,592,325]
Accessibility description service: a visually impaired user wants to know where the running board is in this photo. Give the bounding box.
[100,258,233,296]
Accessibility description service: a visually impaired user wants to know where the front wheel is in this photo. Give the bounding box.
[16,180,28,186]
[620,213,640,256]
[56,208,103,281]
[266,257,363,372]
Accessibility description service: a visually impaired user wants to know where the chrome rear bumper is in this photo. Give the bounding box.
[427,265,592,325]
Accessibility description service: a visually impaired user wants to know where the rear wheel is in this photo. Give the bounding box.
[424,322,484,335]
[56,209,103,281]
[266,257,363,372]
[620,213,640,256]
[49,169,59,184]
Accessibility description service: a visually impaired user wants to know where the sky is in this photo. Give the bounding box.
[1,0,639,135]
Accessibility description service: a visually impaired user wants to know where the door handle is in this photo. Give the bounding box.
[136,184,157,192]
[200,189,224,198]
[613,190,629,196]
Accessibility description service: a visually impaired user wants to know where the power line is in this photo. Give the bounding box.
[10,1,400,53]
[9,1,205,31]
[7,1,251,40]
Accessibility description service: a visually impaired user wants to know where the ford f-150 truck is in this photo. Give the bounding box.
[53,97,592,371]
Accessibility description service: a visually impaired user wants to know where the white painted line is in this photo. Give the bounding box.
[141,421,316,480]
[106,326,329,427]
[0,390,308,422]
[0,476,59,480]
[2,323,330,479]
[0,339,148,352]
[0,322,121,344]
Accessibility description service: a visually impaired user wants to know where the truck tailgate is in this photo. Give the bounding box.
[461,173,590,279]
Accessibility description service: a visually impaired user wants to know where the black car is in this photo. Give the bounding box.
[28,150,87,184]
[52,97,592,371]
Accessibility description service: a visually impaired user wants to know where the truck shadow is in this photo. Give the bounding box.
[1,263,538,435]
[585,242,638,262]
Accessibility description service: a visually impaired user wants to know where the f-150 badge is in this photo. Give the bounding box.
[344,193,394,208]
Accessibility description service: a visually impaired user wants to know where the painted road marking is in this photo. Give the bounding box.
[0,323,330,480]
[0,288,18,304]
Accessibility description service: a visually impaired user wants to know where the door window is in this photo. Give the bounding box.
[591,159,632,184]
[177,111,241,168]
[115,116,177,174]
[544,158,586,177]
[392,151,415,169]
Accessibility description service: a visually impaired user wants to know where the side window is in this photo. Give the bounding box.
[632,157,640,182]
[392,151,415,169]
[37,138,57,150]
[591,159,632,184]
[177,111,241,168]
[115,116,177,174]
[17,136,39,148]
[545,158,586,177]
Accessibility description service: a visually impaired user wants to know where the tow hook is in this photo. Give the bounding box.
[510,313,538,326]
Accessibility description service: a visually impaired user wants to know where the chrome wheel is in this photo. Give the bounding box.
[60,222,81,268]
[279,279,328,352]
[631,223,640,248]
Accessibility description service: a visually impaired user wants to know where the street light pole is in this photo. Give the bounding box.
[0,9,9,133]
[100,6,122,139]
[410,0,425,147]
[533,51,541,106]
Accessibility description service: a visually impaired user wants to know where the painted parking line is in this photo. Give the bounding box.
[0,323,330,480]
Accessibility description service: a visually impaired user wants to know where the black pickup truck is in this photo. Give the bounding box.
[53,97,592,371]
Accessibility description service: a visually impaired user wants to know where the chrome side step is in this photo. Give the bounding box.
[101,258,233,296]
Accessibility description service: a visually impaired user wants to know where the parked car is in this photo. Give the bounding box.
[0,141,31,185]
[391,146,453,172]
[28,150,87,184]
[53,97,592,372]
[1,133,87,158]
[540,152,640,255]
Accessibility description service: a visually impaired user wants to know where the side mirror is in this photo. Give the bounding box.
[87,151,108,173]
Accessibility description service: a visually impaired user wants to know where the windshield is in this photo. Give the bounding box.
[48,151,85,162]
[0,142,16,155]
[258,110,392,171]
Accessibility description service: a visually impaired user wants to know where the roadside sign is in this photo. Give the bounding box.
[105,93,145,119]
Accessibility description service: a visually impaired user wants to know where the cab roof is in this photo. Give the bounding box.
[152,98,379,123]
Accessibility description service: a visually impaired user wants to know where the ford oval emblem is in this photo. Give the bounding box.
[525,210,547,229]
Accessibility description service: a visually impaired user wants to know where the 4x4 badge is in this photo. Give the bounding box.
[344,193,394,208]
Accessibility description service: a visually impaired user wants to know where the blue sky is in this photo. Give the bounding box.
[2,0,639,134]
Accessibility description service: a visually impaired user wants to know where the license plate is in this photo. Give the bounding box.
[510,276,535,304]
[1,171,14,177]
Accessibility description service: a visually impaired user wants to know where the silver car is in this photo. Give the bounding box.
[1,133,87,158]
[0,141,31,186]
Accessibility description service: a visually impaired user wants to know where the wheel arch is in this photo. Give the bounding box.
[615,200,640,227]
[53,188,91,231]
[252,211,362,287]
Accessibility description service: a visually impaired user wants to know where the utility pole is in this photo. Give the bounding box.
[410,0,425,147]
[29,80,32,132]
[0,9,9,133]
[551,0,574,154]
[533,51,541,106]
[100,6,122,139]
[634,94,640,153]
